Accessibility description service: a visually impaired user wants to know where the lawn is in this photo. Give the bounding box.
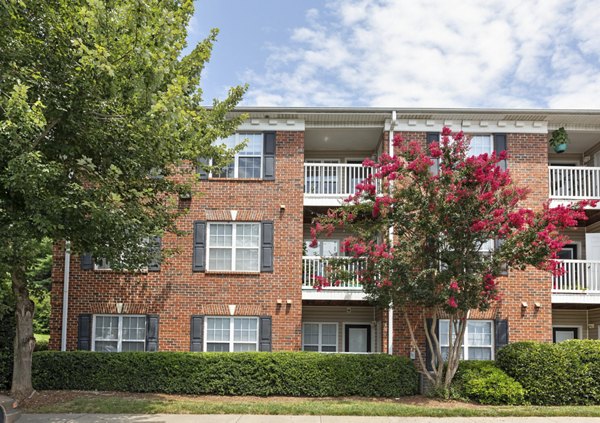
[34,334,49,342]
[20,391,600,417]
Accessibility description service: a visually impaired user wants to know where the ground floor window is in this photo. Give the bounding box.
[205,317,259,352]
[302,322,338,352]
[439,319,494,360]
[92,315,146,352]
[553,327,579,342]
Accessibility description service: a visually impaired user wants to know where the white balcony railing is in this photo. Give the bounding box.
[302,256,363,290]
[549,166,600,200]
[304,163,378,197]
[552,259,600,293]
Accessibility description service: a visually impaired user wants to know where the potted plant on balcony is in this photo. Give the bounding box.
[549,127,570,153]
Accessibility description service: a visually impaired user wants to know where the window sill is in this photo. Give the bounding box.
[205,271,261,276]
[207,178,265,182]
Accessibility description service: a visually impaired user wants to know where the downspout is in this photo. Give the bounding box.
[61,241,71,351]
[387,111,397,355]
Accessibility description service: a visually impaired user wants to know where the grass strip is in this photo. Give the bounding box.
[28,397,600,417]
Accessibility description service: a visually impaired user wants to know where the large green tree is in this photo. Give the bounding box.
[0,0,245,398]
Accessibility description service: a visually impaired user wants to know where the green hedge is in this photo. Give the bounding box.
[452,361,525,405]
[32,351,419,397]
[497,340,600,405]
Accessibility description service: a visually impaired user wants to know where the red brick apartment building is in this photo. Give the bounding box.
[50,107,600,359]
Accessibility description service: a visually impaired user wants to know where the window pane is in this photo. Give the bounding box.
[215,163,235,178]
[234,318,258,342]
[469,135,493,156]
[122,316,146,341]
[321,324,337,346]
[238,157,261,178]
[95,316,119,340]
[207,343,230,352]
[235,249,259,271]
[468,321,492,346]
[304,345,318,352]
[207,317,231,342]
[234,343,257,352]
[321,345,336,352]
[236,224,260,247]
[209,248,232,271]
[209,224,232,247]
[468,347,492,360]
[303,324,319,346]
[238,134,263,156]
[122,341,145,352]
[439,320,449,346]
[95,341,118,352]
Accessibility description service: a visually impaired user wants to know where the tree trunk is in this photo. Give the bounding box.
[10,264,36,400]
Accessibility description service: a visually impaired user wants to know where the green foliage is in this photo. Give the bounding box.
[32,291,50,335]
[32,352,418,397]
[452,361,525,405]
[0,278,15,389]
[549,127,570,148]
[497,340,600,405]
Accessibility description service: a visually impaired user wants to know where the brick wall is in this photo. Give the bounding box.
[50,131,305,351]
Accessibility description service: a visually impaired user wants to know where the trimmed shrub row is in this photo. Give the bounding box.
[32,351,419,397]
[497,340,600,405]
[453,360,525,405]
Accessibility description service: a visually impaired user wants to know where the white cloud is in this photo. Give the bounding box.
[243,0,600,108]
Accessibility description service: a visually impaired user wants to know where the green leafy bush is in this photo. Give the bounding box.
[497,340,600,405]
[32,351,418,397]
[453,361,525,405]
[34,339,49,352]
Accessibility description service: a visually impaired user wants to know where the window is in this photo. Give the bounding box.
[304,239,340,257]
[302,323,338,352]
[439,319,494,360]
[469,135,493,157]
[205,317,258,352]
[207,223,260,271]
[92,315,146,352]
[213,133,264,178]
[92,237,159,271]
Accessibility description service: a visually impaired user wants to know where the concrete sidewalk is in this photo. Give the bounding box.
[18,415,600,423]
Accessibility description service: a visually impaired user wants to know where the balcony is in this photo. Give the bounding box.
[304,163,377,206]
[302,256,366,301]
[549,166,600,207]
[552,259,600,304]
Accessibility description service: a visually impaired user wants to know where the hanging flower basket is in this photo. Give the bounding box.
[549,127,570,154]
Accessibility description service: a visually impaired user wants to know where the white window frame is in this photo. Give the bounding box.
[439,319,494,360]
[210,133,264,179]
[93,238,152,272]
[439,134,494,157]
[91,314,146,352]
[302,322,339,353]
[204,316,259,352]
[206,222,261,272]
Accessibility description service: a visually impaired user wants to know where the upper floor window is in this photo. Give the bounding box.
[205,316,258,352]
[92,315,146,352]
[207,222,260,272]
[469,135,493,157]
[215,133,264,179]
[439,319,494,360]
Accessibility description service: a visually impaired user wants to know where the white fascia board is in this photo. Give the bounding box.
[237,118,305,132]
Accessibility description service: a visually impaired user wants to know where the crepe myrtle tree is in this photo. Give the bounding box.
[0,0,246,399]
[310,127,596,396]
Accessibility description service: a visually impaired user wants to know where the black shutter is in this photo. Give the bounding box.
[77,314,92,350]
[197,157,209,180]
[192,221,207,272]
[493,134,507,170]
[426,133,440,175]
[147,237,162,272]
[424,318,439,371]
[261,221,274,272]
[259,316,272,352]
[495,319,509,355]
[146,315,159,351]
[80,254,93,270]
[190,315,204,352]
[263,132,276,180]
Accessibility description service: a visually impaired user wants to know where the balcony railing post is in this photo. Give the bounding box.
[549,166,600,201]
[302,256,363,290]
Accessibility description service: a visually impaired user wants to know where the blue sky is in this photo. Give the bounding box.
[187,0,600,109]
